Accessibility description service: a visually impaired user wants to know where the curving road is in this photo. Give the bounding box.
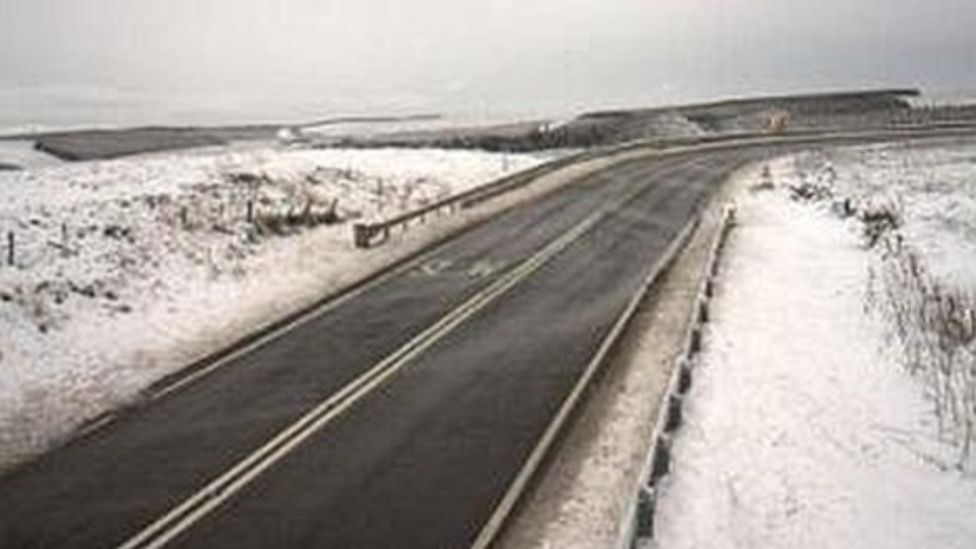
[0,132,965,549]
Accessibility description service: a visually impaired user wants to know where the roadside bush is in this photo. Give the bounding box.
[254,199,340,236]
[787,154,836,202]
[866,231,976,468]
[859,199,903,248]
[788,153,975,468]
[788,181,832,201]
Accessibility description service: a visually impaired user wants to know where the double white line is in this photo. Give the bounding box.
[118,175,656,549]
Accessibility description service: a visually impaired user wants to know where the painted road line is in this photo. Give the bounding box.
[75,412,118,440]
[116,173,659,549]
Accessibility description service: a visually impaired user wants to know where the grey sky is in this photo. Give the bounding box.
[1,0,975,121]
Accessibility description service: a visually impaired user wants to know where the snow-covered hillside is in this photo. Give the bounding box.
[0,145,552,469]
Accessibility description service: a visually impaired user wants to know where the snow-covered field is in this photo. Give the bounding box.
[654,143,976,549]
[784,141,976,455]
[0,145,552,469]
[791,139,976,285]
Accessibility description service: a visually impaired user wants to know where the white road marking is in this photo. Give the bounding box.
[467,259,501,279]
[76,413,117,439]
[413,258,455,277]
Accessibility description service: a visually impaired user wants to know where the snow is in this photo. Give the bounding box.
[778,141,976,453]
[653,157,976,549]
[788,140,976,286]
[0,145,553,469]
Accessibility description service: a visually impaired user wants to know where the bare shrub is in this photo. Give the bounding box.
[866,231,976,468]
[789,150,976,467]
[253,199,341,236]
[787,180,832,201]
[787,153,836,202]
[858,199,902,248]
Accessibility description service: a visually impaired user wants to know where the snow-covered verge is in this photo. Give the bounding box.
[0,145,552,470]
[789,139,976,285]
[781,141,976,461]
[653,151,976,549]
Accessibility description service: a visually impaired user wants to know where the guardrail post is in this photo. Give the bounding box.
[635,485,657,539]
[677,362,693,395]
[665,394,683,432]
[650,434,672,483]
[688,326,702,356]
[353,224,372,249]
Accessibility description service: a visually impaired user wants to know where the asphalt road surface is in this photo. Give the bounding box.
[0,134,947,548]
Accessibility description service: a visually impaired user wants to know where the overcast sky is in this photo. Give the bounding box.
[1,0,975,122]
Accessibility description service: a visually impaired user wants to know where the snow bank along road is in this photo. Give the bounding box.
[0,131,970,549]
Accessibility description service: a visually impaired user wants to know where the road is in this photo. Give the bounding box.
[0,134,954,548]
